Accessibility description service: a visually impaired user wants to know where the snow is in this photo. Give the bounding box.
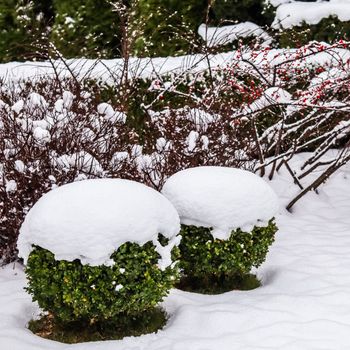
[32,127,51,144]
[14,160,25,173]
[0,54,236,85]
[97,102,127,123]
[186,131,199,152]
[273,0,350,29]
[0,44,349,87]
[237,87,292,117]
[5,180,17,193]
[150,108,219,132]
[156,137,170,152]
[184,108,219,131]
[52,152,103,175]
[17,178,180,268]
[198,23,272,48]
[62,91,74,110]
[27,93,48,110]
[11,100,24,114]
[200,135,209,150]
[115,284,123,292]
[97,102,114,117]
[3,152,350,349]
[162,167,279,239]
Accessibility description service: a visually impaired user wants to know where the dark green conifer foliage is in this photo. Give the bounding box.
[210,0,274,26]
[278,16,350,48]
[51,0,121,58]
[0,0,53,62]
[132,0,207,57]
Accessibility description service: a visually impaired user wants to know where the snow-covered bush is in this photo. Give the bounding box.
[162,167,279,291]
[177,221,277,287]
[18,179,180,325]
[0,77,250,264]
[2,39,350,264]
[0,79,139,264]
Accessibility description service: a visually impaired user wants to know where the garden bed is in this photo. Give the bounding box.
[1,153,350,349]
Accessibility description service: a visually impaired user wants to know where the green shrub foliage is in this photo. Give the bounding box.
[210,0,274,26]
[25,241,178,323]
[278,16,350,48]
[178,219,277,279]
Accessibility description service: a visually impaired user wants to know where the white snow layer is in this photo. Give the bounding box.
[162,167,278,238]
[273,1,350,29]
[238,87,292,117]
[17,179,180,268]
[0,54,235,85]
[198,23,272,47]
[0,45,350,86]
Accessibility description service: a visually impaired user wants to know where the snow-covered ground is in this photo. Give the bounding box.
[1,152,350,349]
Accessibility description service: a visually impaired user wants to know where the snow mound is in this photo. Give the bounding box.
[198,23,272,47]
[162,167,278,239]
[18,179,180,268]
[273,1,350,29]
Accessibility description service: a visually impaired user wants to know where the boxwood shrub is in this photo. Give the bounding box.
[177,219,277,292]
[25,239,179,324]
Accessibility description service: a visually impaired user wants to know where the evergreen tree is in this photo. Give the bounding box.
[210,0,274,26]
[0,0,53,62]
[132,0,207,57]
[51,0,121,58]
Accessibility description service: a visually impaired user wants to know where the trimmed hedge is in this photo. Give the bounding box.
[178,219,277,280]
[25,240,178,323]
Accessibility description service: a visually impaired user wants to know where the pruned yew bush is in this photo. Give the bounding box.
[19,177,181,341]
[162,166,279,293]
[176,220,277,293]
[25,241,178,324]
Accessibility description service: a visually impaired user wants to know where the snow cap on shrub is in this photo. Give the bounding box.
[18,179,180,268]
[162,166,278,239]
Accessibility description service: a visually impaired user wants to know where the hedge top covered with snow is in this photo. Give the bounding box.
[273,0,350,29]
[162,167,278,239]
[17,179,180,268]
